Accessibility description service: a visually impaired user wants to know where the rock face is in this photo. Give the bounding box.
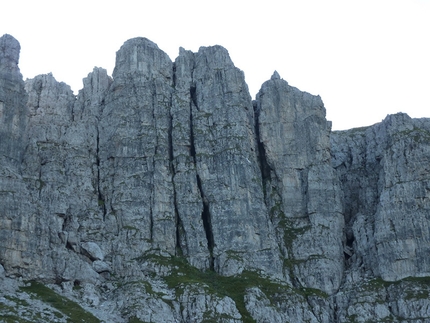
[1,33,430,322]
[256,72,344,294]
[332,113,430,282]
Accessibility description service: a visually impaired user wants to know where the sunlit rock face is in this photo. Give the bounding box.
[1,33,430,323]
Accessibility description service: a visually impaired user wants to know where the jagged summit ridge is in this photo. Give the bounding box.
[1,34,430,323]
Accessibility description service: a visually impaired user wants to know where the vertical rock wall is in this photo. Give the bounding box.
[2,33,430,322]
[174,45,283,277]
[332,113,430,282]
[0,34,32,278]
[255,72,345,294]
[1,34,342,289]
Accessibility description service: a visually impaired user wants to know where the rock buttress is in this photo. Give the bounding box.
[255,72,345,295]
[98,38,177,271]
[332,113,430,282]
[0,34,32,277]
[173,46,283,277]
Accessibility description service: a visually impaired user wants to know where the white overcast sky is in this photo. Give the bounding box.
[2,0,429,130]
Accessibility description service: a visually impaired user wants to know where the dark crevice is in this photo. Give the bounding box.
[34,78,43,110]
[151,84,158,155]
[198,176,214,270]
[175,213,186,256]
[169,93,184,256]
[37,166,44,199]
[95,127,106,221]
[344,233,354,262]
[190,84,199,111]
[299,169,309,214]
[73,280,81,288]
[346,234,354,249]
[253,100,271,203]
[149,85,157,242]
[254,99,292,267]
[190,92,214,270]
[172,62,177,88]
[149,202,154,242]
[65,241,75,252]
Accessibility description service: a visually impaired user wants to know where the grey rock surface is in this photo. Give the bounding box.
[255,72,345,295]
[332,113,430,282]
[173,45,283,278]
[1,33,430,322]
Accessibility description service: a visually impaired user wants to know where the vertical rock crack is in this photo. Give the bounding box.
[253,101,271,204]
[189,87,214,270]
[169,86,185,256]
[96,126,107,221]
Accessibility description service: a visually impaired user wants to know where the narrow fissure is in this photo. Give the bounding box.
[37,166,44,199]
[190,84,199,111]
[169,90,184,256]
[344,233,354,262]
[190,89,214,270]
[96,127,107,221]
[299,168,309,215]
[253,101,271,203]
[197,175,214,269]
[149,84,157,242]
[34,78,42,110]
[149,201,154,242]
[254,100,293,268]
[172,62,177,89]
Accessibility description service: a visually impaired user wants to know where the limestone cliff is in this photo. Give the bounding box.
[1,34,430,323]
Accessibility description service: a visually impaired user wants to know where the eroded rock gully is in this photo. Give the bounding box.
[1,34,430,322]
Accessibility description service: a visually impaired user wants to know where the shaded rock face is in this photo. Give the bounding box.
[0,34,32,279]
[332,113,430,282]
[1,34,430,322]
[0,34,27,172]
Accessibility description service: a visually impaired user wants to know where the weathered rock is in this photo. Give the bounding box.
[332,113,430,282]
[335,277,430,323]
[244,286,332,323]
[0,33,27,150]
[171,48,212,270]
[179,285,242,322]
[2,33,430,322]
[96,38,177,278]
[92,260,111,273]
[81,242,104,261]
[173,45,283,277]
[0,34,32,278]
[255,72,345,294]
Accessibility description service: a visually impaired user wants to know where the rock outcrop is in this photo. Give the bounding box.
[256,71,344,294]
[1,33,430,322]
[332,113,430,282]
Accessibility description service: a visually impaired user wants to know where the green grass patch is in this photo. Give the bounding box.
[362,277,392,291]
[362,275,430,301]
[20,281,101,323]
[0,313,33,323]
[143,254,307,323]
[4,295,30,307]
[0,302,33,323]
[405,289,429,300]
[402,276,430,300]
[403,276,430,284]
[128,316,150,323]
[394,126,430,143]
